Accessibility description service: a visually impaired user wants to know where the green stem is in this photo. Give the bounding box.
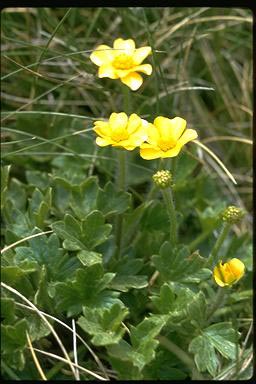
[206,287,226,321]
[158,335,205,380]
[162,187,177,246]
[207,222,231,267]
[189,228,213,251]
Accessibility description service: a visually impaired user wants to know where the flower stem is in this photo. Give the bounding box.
[207,222,231,267]
[158,335,205,380]
[162,187,177,246]
[206,287,226,321]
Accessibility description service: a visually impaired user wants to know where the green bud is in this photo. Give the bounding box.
[152,170,173,189]
[221,205,246,224]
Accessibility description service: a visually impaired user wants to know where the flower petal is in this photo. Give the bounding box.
[146,123,161,145]
[109,112,128,131]
[229,258,245,280]
[140,144,162,160]
[121,72,143,91]
[154,116,175,139]
[213,265,226,287]
[98,64,119,79]
[113,38,135,54]
[134,64,152,75]
[170,117,187,141]
[161,145,183,158]
[93,121,110,137]
[90,45,114,66]
[96,137,112,147]
[177,128,198,147]
[127,113,142,134]
[132,46,152,65]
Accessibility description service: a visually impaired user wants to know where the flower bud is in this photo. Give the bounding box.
[221,206,246,224]
[213,258,245,287]
[152,170,172,189]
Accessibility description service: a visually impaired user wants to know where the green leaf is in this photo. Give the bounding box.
[97,181,131,217]
[1,297,16,324]
[152,242,206,282]
[1,319,27,354]
[204,322,237,360]
[78,303,129,346]
[77,250,102,267]
[109,275,148,292]
[150,283,176,314]
[81,210,112,249]
[52,214,85,250]
[70,176,98,219]
[1,164,11,210]
[53,264,117,316]
[189,334,219,377]
[26,170,50,190]
[189,322,238,377]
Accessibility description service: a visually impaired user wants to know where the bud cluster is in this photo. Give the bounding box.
[221,205,245,224]
[152,170,172,189]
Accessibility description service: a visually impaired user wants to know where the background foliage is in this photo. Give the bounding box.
[1,7,253,380]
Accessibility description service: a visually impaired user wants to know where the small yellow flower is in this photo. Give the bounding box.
[90,38,152,90]
[140,116,198,160]
[213,258,245,287]
[93,112,148,150]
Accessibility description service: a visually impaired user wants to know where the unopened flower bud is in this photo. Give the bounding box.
[221,206,245,224]
[152,170,172,189]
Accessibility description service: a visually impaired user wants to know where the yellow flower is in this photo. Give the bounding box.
[213,258,245,287]
[90,38,152,91]
[93,112,148,150]
[140,116,198,160]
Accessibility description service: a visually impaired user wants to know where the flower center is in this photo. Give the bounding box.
[111,128,129,142]
[112,54,134,70]
[158,138,177,152]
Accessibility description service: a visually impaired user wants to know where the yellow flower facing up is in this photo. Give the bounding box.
[213,258,245,287]
[93,112,148,150]
[90,38,152,90]
[140,116,198,160]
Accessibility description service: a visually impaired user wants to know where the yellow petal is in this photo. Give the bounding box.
[112,140,136,150]
[229,258,245,280]
[98,64,119,79]
[127,113,142,134]
[177,129,198,147]
[134,64,152,75]
[90,45,114,66]
[109,112,128,131]
[140,144,162,160]
[213,264,226,287]
[96,137,112,147]
[154,116,175,139]
[161,145,183,158]
[170,117,187,141]
[132,46,152,65]
[93,121,110,137]
[146,123,161,145]
[113,38,135,54]
[121,72,143,91]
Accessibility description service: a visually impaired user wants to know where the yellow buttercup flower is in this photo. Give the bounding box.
[140,116,198,160]
[213,258,245,287]
[90,38,152,91]
[93,112,148,150]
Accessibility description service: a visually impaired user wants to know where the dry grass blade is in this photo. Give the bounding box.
[1,230,53,254]
[1,282,78,379]
[15,302,109,379]
[28,347,109,381]
[202,136,252,145]
[193,139,237,185]
[72,319,80,380]
[26,331,47,381]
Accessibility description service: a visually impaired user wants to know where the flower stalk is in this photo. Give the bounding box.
[207,222,231,267]
[162,187,177,246]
